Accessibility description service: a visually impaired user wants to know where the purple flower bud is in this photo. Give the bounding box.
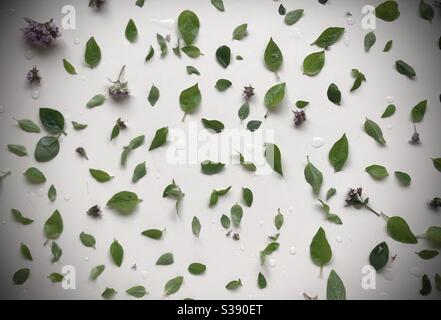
[292,110,306,126]
[26,66,41,84]
[22,18,61,48]
[243,85,255,100]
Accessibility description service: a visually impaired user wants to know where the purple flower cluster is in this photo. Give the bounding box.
[345,187,363,206]
[26,66,41,84]
[243,85,255,100]
[22,18,61,48]
[109,82,129,99]
[292,110,306,126]
[429,197,441,209]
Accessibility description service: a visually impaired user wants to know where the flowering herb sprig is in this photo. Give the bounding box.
[345,187,389,220]
[87,205,102,218]
[108,66,129,99]
[22,18,61,48]
[292,110,306,126]
[243,85,255,100]
[429,197,441,209]
[26,66,41,84]
[409,123,420,144]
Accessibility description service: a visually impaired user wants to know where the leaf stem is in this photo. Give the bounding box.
[181,113,187,122]
[363,204,380,217]
[264,110,270,119]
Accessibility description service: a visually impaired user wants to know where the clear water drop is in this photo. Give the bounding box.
[291,28,303,39]
[31,90,40,99]
[175,139,185,150]
[269,258,277,267]
[211,219,216,224]
[336,236,343,243]
[84,257,89,261]
[386,96,394,103]
[141,270,148,279]
[383,268,394,281]
[289,246,296,255]
[345,16,355,25]
[24,50,33,60]
[259,220,264,226]
[289,206,294,213]
[343,35,351,46]
[311,137,324,148]
[240,245,245,252]
[386,124,393,130]
[348,234,352,241]
[64,195,72,201]
[74,38,80,45]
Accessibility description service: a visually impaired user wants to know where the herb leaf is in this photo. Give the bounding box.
[24,167,46,184]
[231,203,243,227]
[180,83,201,116]
[242,187,253,207]
[110,239,124,267]
[163,180,185,214]
[44,210,63,239]
[85,37,101,68]
[211,0,225,11]
[89,169,113,183]
[232,24,247,40]
[125,19,138,42]
[383,40,393,52]
[416,250,438,260]
[247,120,262,132]
[327,270,346,300]
[90,265,105,280]
[11,209,34,225]
[285,9,304,25]
[258,272,267,289]
[310,227,332,267]
[20,243,33,261]
[39,108,65,135]
[264,38,283,72]
[149,127,168,151]
[221,214,231,229]
[420,274,432,296]
[419,0,434,23]
[365,164,389,180]
[381,104,396,118]
[311,27,345,48]
[215,79,232,91]
[86,94,106,108]
[101,287,117,299]
[432,158,441,172]
[238,102,250,120]
[303,51,325,76]
[395,171,411,186]
[264,82,286,111]
[188,263,206,275]
[201,160,225,175]
[375,1,400,22]
[209,186,231,207]
[387,216,417,244]
[156,252,174,265]
[411,100,427,123]
[395,60,416,78]
[181,45,203,58]
[141,229,163,240]
[132,162,147,183]
[216,45,231,68]
[304,157,323,195]
[192,216,201,237]
[326,188,336,201]
[7,144,27,157]
[48,184,56,202]
[327,83,341,105]
[329,134,348,172]
[164,276,184,295]
[148,84,159,107]
[318,200,342,225]
[202,119,224,133]
[226,279,242,290]
[63,59,76,75]
[364,31,376,51]
[156,33,168,57]
[35,136,60,162]
[80,232,96,249]
[126,286,147,298]
[13,268,30,285]
[15,118,41,133]
[364,118,386,145]
[369,242,389,270]
[426,226,441,246]
[238,152,256,171]
[265,143,283,176]
[121,135,145,166]
[107,191,141,214]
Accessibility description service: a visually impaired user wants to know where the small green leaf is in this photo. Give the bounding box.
[156,252,174,265]
[135,0,145,7]
[432,158,441,172]
[246,120,262,132]
[296,100,309,108]
[101,287,117,299]
[110,239,124,267]
[264,143,283,176]
[149,127,168,151]
[126,286,147,298]
[387,216,417,244]
[419,0,434,23]
[327,83,341,105]
[24,167,46,184]
[35,136,60,162]
[278,4,286,15]
[329,134,348,172]
[364,118,386,145]
[192,216,201,237]
[215,79,232,91]
[209,186,231,207]
[163,180,185,214]
[375,1,400,22]
[242,187,253,207]
[411,100,427,123]
[89,169,113,183]
[238,102,250,121]
[201,160,225,175]
[85,37,101,68]
[211,0,224,11]
[121,135,145,166]
[39,108,65,135]
[62,59,76,74]
[202,119,224,133]
[156,33,168,57]
[264,38,283,72]
[274,209,284,230]
[364,31,376,52]
[48,273,64,283]
[141,229,163,240]
[107,191,141,214]
[231,203,243,227]
[80,232,96,249]
[318,200,342,225]
[260,242,280,265]
[44,210,63,239]
[310,227,332,267]
[145,45,154,61]
[186,65,200,76]
[72,121,87,130]
[86,94,106,108]
[181,45,203,58]
[395,60,416,79]
[326,188,336,201]
[11,209,34,225]
[20,243,33,261]
[304,157,323,195]
[383,40,393,52]
[225,279,242,290]
[381,104,396,118]
[178,10,199,45]
[365,164,389,180]
[258,272,267,289]
[426,226,441,246]
[311,27,345,48]
[232,23,247,40]
[238,152,256,171]
[7,144,27,157]
[216,45,231,68]
[164,276,184,295]
[327,270,346,300]
[416,250,438,260]
[221,214,231,229]
[90,265,105,280]
[303,51,325,76]
[51,241,62,262]
[188,263,206,275]
[369,241,389,271]
[285,9,304,25]
[14,118,41,133]
[180,83,201,116]
[395,171,411,186]
[132,162,147,183]
[148,84,160,107]
[420,274,432,296]
[13,268,30,285]
[125,19,138,42]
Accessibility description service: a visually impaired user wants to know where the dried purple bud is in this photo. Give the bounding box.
[345,187,363,206]
[292,110,306,126]
[89,0,106,9]
[76,147,88,160]
[26,66,41,84]
[243,85,255,100]
[87,205,102,218]
[116,118,127,129]
[232,233,240,241]
[109,66,129,99]
[429,197,441,209]
[165,34,172,42]
[22,18,61,48]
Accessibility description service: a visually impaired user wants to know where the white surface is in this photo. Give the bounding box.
[0,0,440,300]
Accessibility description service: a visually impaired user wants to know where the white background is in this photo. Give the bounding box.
[0,0,440,300]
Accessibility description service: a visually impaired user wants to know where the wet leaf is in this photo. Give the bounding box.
[364,118,386,145]
[39,108,65,135]
[303,51,325,76]
[369,241,389,270]
[35,136,60,162]
[216,45,231,68]
[387,216,417,244]
[44,210,63,239]
[85,37,101,68]
[310,227,332,267]
[264,38,283,72]
[110,239,124,267]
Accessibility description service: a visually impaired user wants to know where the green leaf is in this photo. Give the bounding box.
[135,0,145,7]
[318,200,343,225]
[39,108,65,135]
[231,203,243,227]
[90,265,105,280]
[148,84,159,107]
[278,4,286,15]
[225,279,242,290]
[310,227,332,267]
[264,38,283,72]
[258,272,267,289]
[192,216,201,237]
[132,162,146,183]
[80,232,96,248]
[121,135,145,166]
[14,118,41,133]
[416,250,438,260]
[126,286,147,298]
[48,273,64,283]
[326,188,336,201]
[44,210,63,239]
[85,37,101,68]
[381,104,396,118]
[419,0,434,23]
[201,160,225,175]
[387,216,417,244]
[164,276,184,295]
[264,82,286,111]
[232,23,247,40]
[216,45,231,68]
[274,209,284,230]
[296,100,309,108]
[188,263,206,275]
[89,168,113,183]
[163,180,185,214]
[11,209,34,225]
[72,121,87,130]
[238,152,256,171]
[7,144,27,157]
[285,9,304,25]
[107,191,141,214]
[34,136,60,162]
[426,226,441,246]
[24,167,46,184]
[364,118,386,145]
[110,239,124,267]
[242,187,253,207]
[141,229,163,240]
[238,102,250,120]
[48,185,57,202]
[221,214,231,229]
[303,51,325,76]
[215,79,232,91]
[202,118,224,133]
[329,134,348,172]
[365,164,389,180]
[181,45,203,58]
[20,243,33,261]
[156,33,168,57]
[311,27,345,48]
[101,287,117,299]
[125,19,138,42]
[395,171,411,186]
[13,268,30,285]
[149,127,168,151]
[327,83,341,105]
[395,60,416,79]
[304,157,323,195]
[186,65,200,76]
[383,40,393,52]
[86,94,106,108]
[145,45,154,61]
[375,1,400,22]
[411,100,427,123]
[432,158,441,172]
[364,31,376,52]
[209,186,231,207]
[436,274,441,291]
[180,83,201,115]
[211,0,224,11]
[327,270,346,300]
[265,143,283,176]
[260,242,280,265]
[246,120,262,132]
[51,241,62,262]
[156,252,174,265]
[350,69,366,92]
[420,274,432,296]
[369,242,389,270]
[62,58,76,74]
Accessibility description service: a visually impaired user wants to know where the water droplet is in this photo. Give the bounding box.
[343,35,351,46]
[289,246,296,255]
[64,195,72,201]
[259,220,264,226]
[240,245,245,252]
[0,105,5,113]
[148,18,175,31]
[74,38,80,45]
[383,268,394,281]
[386,124,393,130]
[289,206,294,213]
[345,16,355,25]
[80,75,87,81]
[386,96,394,103]
[31,90,40,99]
[410,267,424,277]
[291,28,303,39]
[141,270,148,279]
[336,236,343,243]
[24,50,33,60]
[84,257,89,261]
[211,219,216,224]
[155,173,161,180]
[311,137,324,148]
[269,258,277,267]
[348,234,352,241]
[175,139,185,150]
